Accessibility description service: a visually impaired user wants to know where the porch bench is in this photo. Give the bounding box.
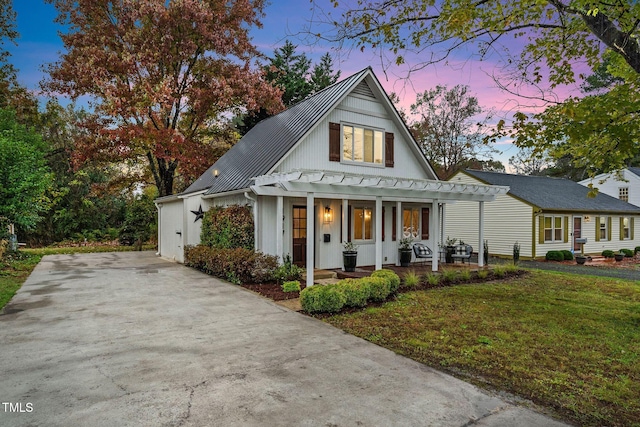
[451,244,472,264]
[412,243,433,264]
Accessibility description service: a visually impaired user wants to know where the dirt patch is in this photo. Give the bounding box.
[239,282,307,301]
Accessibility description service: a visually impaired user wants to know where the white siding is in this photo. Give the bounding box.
[183,195,204,247]
[579,170,640,207]
[447,173,534,258]
[275,94,432,181]
[158,199,184,262]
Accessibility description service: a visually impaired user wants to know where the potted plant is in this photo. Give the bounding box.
[614,252,625,262]
[444,236,457,264]
[342,241,359,272]
[398,236,414,267]
[575,255,587,265]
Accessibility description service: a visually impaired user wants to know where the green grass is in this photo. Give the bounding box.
[325,270,640,427]
[1,245,156,310]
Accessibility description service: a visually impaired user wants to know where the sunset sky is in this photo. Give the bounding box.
[6,0,587,167]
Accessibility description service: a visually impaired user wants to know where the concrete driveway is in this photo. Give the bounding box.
[0,252,569,426]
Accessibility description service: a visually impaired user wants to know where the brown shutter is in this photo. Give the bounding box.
[348,205,352,242]
[382,207,386,241]
[385,132,394,167]
[329,122,340,162]
[421,208,430,240]
[392,207,397,241]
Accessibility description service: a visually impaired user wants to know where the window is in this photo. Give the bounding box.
[543,216,563,242]
[353,207,373,241]
[343,125,383,164]
[619,187,629,202]
[403,208,420,238]
[599,216,608,241]
[622,217,631,240]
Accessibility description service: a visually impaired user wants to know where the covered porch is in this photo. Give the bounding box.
[251,169,508,286]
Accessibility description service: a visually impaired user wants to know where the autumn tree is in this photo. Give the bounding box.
[310,0,640,180]
[43,0,283,197]
[409,85,497,179]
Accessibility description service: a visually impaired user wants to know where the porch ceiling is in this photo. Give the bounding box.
[251,169,509,202]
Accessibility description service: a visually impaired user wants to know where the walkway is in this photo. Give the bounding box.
[0,252,568,426]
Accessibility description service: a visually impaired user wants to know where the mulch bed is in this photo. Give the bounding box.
[554,255,640,269]
[240,281,307,301]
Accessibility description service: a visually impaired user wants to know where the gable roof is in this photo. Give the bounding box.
[461,169,640,214]
[628,167,640,178]
[180,67,436,197]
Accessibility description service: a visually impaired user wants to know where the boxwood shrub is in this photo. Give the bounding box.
[339,278,370,308]
[545,250,564,261]
[620,248,634,257]
[281,280,301,292]
[635,246,640,255]
[602,250,615,258]
[561,250,574,261]
[300,284,346,313]
[362,276,392,302]
[370,269,401,293]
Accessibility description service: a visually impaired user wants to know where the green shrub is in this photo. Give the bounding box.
[602,250,615,258]
[362,276,391,302]
[273,254,303,283]
[424,273,440,287]
[339,278,370,308]
[371,269,401,293]
[493,265,505,278]
[635,246,640,255]
[184,245,278,284]
[620,248,634,257]
[545,250,564,261]
[459,269,471,282]
[441,268,458,283]
[282,280,301,292]
[200,205,254,250]
[300,284,346,313]
[476,269,489,280]
[561,250,574,261]
[402,270,420,288]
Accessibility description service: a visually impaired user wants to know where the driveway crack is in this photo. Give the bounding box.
[177,380,208,426]
[460,404,510,426]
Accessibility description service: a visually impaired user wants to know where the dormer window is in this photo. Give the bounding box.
[343,125,383,164]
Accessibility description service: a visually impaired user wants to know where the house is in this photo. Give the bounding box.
[154,68,508,285]
[446,169,640,259]
[579,168,640,207]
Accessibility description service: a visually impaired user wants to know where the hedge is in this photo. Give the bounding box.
[370,269,400,293]
[339,278,370,308]
[200,205,254,250]
[545,250,564,261]
[184,245,278,284]
[561,250,574,261]
[299,284,346,314]
[620,248,634,257]
[602,250,615,258]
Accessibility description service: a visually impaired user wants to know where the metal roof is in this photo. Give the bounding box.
[181,68,371,196]
[463,169,640,213]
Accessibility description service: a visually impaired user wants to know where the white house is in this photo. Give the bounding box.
[579,168,640,207]
[155,68,508,285]
[446,170,640,259]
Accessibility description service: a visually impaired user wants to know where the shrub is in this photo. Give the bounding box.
[561,250,574,261]
[493,265,505,278]
[362,276,391,302]
[273,254,303,284]
[545,250,564,261]
[424,273,440,287]
[476,269,489,280]
[602,250,615,258]
[635,246,640,255]
[513,241,520,264]
[401,270,420,288]
[200,205,254,250]
[300,284,346,313]
[339,279,370,308]
[184,245,278,284]
[620,248,634,257]
[282,280,301,293]
[371,269,400,293]
[441,268,458,283]
[459,269,471,282]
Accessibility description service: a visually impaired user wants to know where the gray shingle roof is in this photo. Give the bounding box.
[181,68,372,196]
[627,167,640,178]
[463,169,640,213]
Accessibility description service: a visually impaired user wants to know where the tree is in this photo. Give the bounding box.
[312,0,640,179]
[43,0,283,197]
[0,109,51,231]
[236,41,340,135]
[409,85,497,179]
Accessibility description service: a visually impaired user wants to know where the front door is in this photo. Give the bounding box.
[292,206,307,267]
[573,216,582,252]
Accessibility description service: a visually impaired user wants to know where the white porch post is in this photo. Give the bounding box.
[395,201,402,266]
[432,200,439,272]
[375,196,383,270]
[478,201,485,267]
[276,195,283,264]
[440,203,446,244]
[342,199,349,246]
[306,192,315,287]
[253,196,259,252]
[156,203,162,256]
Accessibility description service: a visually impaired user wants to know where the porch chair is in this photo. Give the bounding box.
[412,243,433,265]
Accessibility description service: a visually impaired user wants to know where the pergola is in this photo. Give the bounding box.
[251,169,509,285]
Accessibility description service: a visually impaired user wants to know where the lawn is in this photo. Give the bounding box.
[325,270,640,427]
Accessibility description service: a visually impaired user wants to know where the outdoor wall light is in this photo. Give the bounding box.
[213,169,219,177]
[324,206,333,224]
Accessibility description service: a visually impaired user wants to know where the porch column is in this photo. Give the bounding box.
[306,192,315,287]
[342,199,349,246]
[478,201,485,267]
[432,200,439,272]
[440,203,446,244]
[276,195,283,264]
[395,201,402,266]
[156,203,162,256]
[253,196,259,252]
[375,196,383,270]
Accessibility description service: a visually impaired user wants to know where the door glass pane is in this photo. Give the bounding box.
[354,208,363,240]
[364,208,372,239]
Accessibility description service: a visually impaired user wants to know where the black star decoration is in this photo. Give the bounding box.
[191,204,205,222]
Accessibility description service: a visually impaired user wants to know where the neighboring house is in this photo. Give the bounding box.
[155,68,508,284]
[579,168,640,207]
[446,169,640,259]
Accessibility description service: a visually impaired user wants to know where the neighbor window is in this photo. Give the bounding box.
[343,125,383,164]
[622,217,631,240]
[543,216,563,242]
[353,207,373,241]
[619,187,629,202]
[403,208,420,238]
[599,216,609,240]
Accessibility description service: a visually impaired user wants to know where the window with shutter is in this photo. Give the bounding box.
[385,132,394,167]
[421,208,430,240]
[329,122,340,162]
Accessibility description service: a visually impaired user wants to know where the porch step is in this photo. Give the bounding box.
[313,269,337,280]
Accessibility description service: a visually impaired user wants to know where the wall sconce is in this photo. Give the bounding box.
[323,206,333,224]
[213,169,219,178]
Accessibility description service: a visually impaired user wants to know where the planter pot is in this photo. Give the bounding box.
[445,246,455,264]
[399,248,412,267]
[576,256,587,265]
[343,251,358,272]
[615,253,625,262]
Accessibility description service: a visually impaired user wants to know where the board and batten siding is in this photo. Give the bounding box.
[446,172,534,258]
[158,199,185,263]
[275,93,432,180]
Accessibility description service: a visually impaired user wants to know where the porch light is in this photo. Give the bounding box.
[324,206,333,223]
[213,169,219,177]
